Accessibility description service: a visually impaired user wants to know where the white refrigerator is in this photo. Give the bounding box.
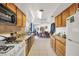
[66,12,79,56]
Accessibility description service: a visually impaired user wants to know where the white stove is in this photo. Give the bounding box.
[0,45,14,54]
[0,45,15,56]
[0,40,26,56]
[0,34,26,56]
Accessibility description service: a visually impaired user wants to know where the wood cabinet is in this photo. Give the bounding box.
[62,8,70,27]
[6,3,17,14]
[55,16,58,27]
[50,36,66,56]
[55,14,62,27]
[4,3,27,28]
[56,39,65,56]
[17,8,23,27]
[69,4,78,16]
[55,3,79,27]
[50,36,56,51]
[25,38,29,56]
[52,37,56,51]
[25,35,35,56]
[22,14,26,27]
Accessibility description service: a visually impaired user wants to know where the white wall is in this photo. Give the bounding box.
[15,3,72,33]
[35,23,51,33]
[15,3,33,32]
[53,4,72,34]
[55,27,66,35]
[53,3,72,17]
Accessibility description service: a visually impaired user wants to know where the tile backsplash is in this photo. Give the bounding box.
[55,27,66,35]
[0,24,21,34]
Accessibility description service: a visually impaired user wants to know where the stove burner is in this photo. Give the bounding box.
[5,40,21,44]
[0,45,14,54]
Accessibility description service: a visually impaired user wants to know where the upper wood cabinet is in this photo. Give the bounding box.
[6,3,17,14]
[6,3,27,27]
[22,14,26,27]
[17,8,23,27]
[55,3,79,27]
[3,3,7,6]
[62,8,70,27]
[55,14,62,27]
[55,16,58,27]
[50,36,66,56]
[69,3,78,16]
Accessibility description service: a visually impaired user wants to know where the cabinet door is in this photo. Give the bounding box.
[53,37,56,51]
[55,16,58,27]
[56,47,63,56]
[6,3,17,14]
[62,8,70,27]
[56,40,65,56]
[22,14,26,27]
[17,9,23,27]
[58,14,62,27]
[55,14,62,27]
[50,37,56,51]
[69,4,77,16]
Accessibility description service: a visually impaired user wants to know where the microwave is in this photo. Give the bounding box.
[0,3,17,25]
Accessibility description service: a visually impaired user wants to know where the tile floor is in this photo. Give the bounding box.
[28,36,56,56]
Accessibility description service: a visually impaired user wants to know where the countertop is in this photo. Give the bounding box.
[0,33,34,45]
[16,33,35,41]
[50,35,66,45]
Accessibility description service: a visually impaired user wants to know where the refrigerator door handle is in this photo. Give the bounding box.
[68,39,79,44]
[68,39,72,41]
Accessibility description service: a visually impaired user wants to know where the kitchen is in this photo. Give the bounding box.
[0,3,79,56]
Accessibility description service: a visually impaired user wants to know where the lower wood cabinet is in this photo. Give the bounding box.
[56,40,65,56]
[56,47,63,56]
[50,36,56,51]
[25,35,35,56]
[50,36,66,56]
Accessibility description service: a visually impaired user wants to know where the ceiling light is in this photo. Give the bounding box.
[37,10,42,19]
